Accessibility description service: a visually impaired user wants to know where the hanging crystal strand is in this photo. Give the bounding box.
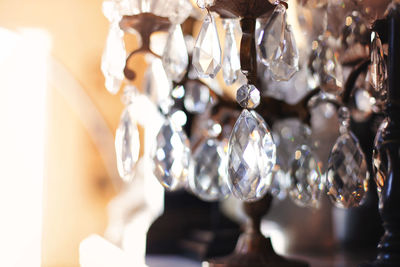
[162,23,189,83]
[307,36,344,95]
[152,65,191,191]
[192,2,222,79]
[325,107,369,208]
[153,116,191,191]
[188,136,231,201]
[227,83,276,202]
[257,1,299,81]
[287,126,323,208]
[222,19,241,85]
[369,31,387,102]
[115,85,140,182]
[101,2,126,94]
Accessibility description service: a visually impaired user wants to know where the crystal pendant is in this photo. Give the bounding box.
[189,138,231,201]
[288,145,323,208]
[192,13,222,79]
[257,4,285,66]
[184,81,210,113]
[115,107,140,182]
[227,109,276,202]
[222,19,241,85]
[308,38,343,94]
[268,163,289,200]
[325,107,369,208]
[369,31,387,96]
[101,22,126,94]
[162,24,189,82]
[258,4,298,81]
[153,118,191,191]
[268,24,299,81]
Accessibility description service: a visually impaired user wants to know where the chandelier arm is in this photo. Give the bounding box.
[123,46,160,81]
[341,58,370,105]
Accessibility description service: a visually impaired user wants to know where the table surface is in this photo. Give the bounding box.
[146,252,374,267]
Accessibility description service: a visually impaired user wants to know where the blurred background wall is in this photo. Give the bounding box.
[0,0,145,266]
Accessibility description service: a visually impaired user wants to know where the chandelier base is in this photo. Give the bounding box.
[206,194,308,267]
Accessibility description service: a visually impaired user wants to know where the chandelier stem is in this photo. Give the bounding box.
[240,17,257,85]
[361,4,400,267]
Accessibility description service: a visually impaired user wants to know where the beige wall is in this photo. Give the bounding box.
[0,0,144,266]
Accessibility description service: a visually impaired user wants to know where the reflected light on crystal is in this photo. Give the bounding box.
[171,85,185,99]
[170,110,187,127]
[212,123,222,136]
[156,149,166,161]
[345,16,353,26]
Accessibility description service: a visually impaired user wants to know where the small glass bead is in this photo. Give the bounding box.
[236,84,260,109]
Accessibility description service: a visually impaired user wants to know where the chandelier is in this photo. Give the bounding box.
[101,0,400,266]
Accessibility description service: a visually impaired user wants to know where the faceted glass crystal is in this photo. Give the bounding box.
[162,24,189,82]
[369,31,387,96]
[115,107,140,182]
[288,145,323,208]
[189,139,231,201]
[227,109,276,202]
[222,19,241,85]
[308,38,343,94]
[268,163,289,200]
[236,84,260,109]
[184,80,210,113]
[192,13,222,79]
[326,131,369,208]
[153,118,191,191]
[257,4,286,67]
[268,24,299,81]
[101,23,126,94]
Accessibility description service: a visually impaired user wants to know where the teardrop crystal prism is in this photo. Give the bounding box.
[189,139,231,201]
[115,107,140,182]
[153,118,191,191]
[101,23,126,94]
[268,163,289,200]
[288,145,323,208]
[227,109,276,202]
[222,20,241,85]
[184,80,210,113]
[257,4,286,67]
[369,32,387,95]
[268,24,299,81]
[326,131,369,208]
[307,38,343,94]
[192,13,222,79]
[162,24,189,82]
